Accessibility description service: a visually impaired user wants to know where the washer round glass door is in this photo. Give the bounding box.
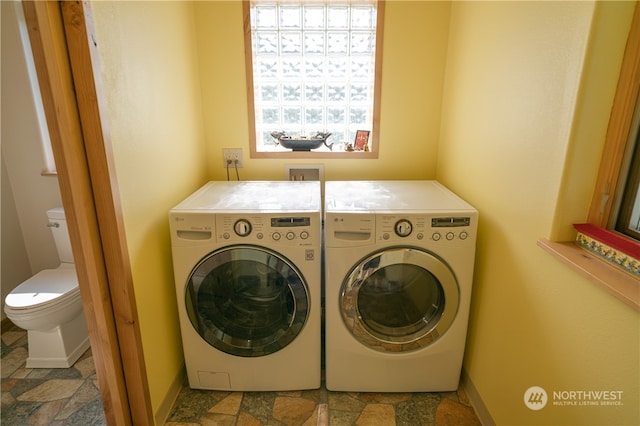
[185,245,309,357]
[340,247,459,352]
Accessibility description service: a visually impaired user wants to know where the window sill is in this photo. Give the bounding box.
[251,150,378,160]
[537,238,639,311]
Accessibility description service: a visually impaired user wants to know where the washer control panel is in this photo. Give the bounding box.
[378,214,475,244]
[394,219,413,237]
[216,215,317,246]
[430,216,472,242]
[233,219,252,237]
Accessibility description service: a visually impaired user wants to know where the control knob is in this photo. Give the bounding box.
[234,219,252,237]
[394,219,413,237]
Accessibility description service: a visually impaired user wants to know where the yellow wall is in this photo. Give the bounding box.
[91,1,208,418]
[194,1,451,181]
[90,0,451,420]
[90,0,639,424]
[438,1,639,424]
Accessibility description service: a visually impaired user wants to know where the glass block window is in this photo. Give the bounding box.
[245,1,382,154]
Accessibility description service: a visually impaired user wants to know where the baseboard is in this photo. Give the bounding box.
[155,364,186,426]
[460,368,495,426]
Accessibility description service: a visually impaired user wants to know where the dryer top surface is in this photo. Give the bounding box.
[325,180,476,213]
[171,181,321,213]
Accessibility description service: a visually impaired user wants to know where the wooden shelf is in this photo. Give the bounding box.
[538,239,639,311]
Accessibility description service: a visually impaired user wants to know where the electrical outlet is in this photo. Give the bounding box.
[222,148,243,168]
[285,164,324,181]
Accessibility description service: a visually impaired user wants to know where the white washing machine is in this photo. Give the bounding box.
[324,180,478,392]
[169,181,321,391]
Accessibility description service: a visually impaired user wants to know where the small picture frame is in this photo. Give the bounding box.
[354,130,370,151]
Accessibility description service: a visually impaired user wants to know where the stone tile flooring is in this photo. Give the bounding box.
[2,322,481,425]
[165,383,482,425]
[1,323,106,425]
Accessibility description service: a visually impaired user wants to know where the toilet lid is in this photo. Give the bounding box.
[5,268,79,310]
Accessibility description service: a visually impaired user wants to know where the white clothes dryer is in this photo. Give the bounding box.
[170,181,321,391]
[324,180,478,392]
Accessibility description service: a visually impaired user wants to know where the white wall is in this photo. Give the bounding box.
[1,1,63,318]
[1,157,30,320]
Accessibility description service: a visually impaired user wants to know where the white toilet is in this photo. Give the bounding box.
[4,207,90,368]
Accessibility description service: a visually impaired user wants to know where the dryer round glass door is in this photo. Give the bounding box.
[185,245,309,357]
[340,247,459,352]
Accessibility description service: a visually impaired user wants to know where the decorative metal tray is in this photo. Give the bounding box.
[271,131,333,151]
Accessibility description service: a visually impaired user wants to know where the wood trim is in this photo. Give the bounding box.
[59,1,153,424]
[538,239,639,311]
[588,2,640,226]
[21,1,132,424]
[370,0,385,157]
[249,150,378,159]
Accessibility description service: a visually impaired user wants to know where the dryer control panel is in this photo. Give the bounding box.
[377,214,476,245]
[216,214,318,247]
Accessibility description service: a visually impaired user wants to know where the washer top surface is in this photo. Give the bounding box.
[325,180,475,213]
[171,181,321,213]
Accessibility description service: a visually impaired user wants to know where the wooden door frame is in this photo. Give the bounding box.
[22,1,153,424]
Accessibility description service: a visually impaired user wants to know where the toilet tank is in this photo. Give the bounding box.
[47,207,74,264]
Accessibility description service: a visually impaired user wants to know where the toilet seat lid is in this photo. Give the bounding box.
[5,268,79,309]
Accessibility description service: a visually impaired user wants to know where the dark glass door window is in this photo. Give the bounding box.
[341,247,458,352]
[186,246,309,357]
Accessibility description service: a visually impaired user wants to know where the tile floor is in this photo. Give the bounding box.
[1,322,106,425]
[165,383,481,426]
[2,322,481,425]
